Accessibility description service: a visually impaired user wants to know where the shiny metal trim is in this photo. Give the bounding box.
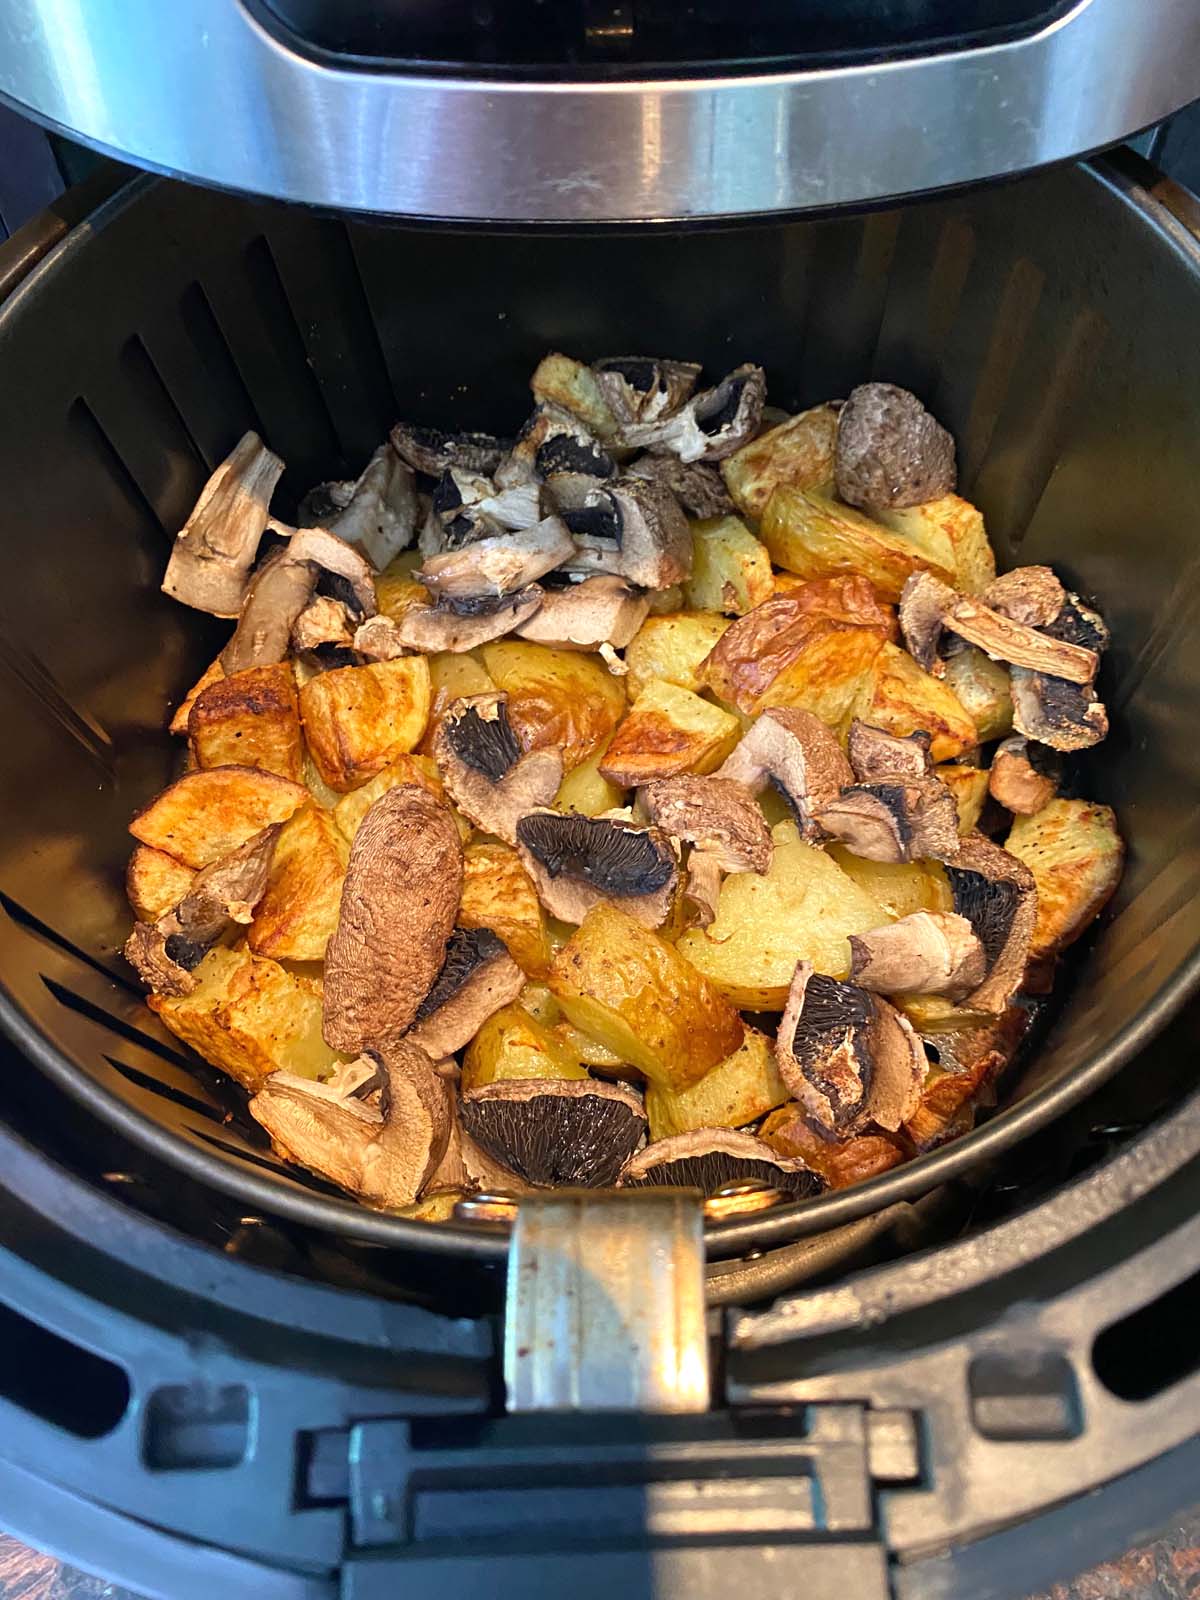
[0,0,1198,220]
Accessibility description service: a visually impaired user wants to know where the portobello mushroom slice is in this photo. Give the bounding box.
[460,1078,647,1188]
[433,694,563,845]
[620,1128,821,1197]
[406,927,525,1058]
[380,586,546,654]
[514,574,650,651]
[834,383,956,511]
[592,356,702,426]
[816,776,960,864]
[640,774,774,927]
[943,834,1037,1013]
[848,911,986,998]
[278,525,378,620]
[221,545,319,674]
[898,570,956,675]
[988,736,1059,815]
[1009,595,1110,752]
[775,963,926,1136]
[292,594,356,654]
[566,477,693,590]
[299,444,419,571]
[981,566,1065,628]
[625,454,735,518]
[846,720,933,783]
[943,596,1097,683]
[250,1043,452,1209]
[515,810,679,928]
[622,363,766,463]
[417,515,574,602]
[389,422,509,478]
[431,466,544,539]
[717,707,854,840]
[162,431,284,617]
[322,785,463,1053]
[497,403,617,492]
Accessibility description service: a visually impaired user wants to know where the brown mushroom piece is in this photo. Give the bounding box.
[640,774,774,928]
[282,525,378,620]
[291,594,356,654]
[943,834,1038,1013]
[430,466,544,541]
[625,454,735,518]
[988,736,1060,815]
[417,515,574,602]
[846,720,933,782]
[717,707,854,840]
[847,911,987,998]
[322,785,463,1053]
[299,444,419,571]
[942,596,1098,682]
[898,569,957,674]
[433,694,563,845]
[981,566,1065,628]
[250,1043,452,1209]
[496,403,616,493]
[219,545,318,675]
[162,431,284,617]
[514,574,650,651]
[620,1128,822,1197]
[460,1078,647,1188]
[379,587,547,655]
[622,363,766,463]
[816,772,960,865]
[565,476,693,590]
[515,810,679,928]
[834,383,956,511]
[406,927,525,1058]
[775,963,926,1136]
[592,356,702,426]
[389,421,509,478]
[1010,595,1110,752]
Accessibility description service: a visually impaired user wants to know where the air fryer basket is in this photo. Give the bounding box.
[1,153,1198,1264]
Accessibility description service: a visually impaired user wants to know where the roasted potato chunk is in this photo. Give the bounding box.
[877,494,996,595]
[598,680,740,787]
[332,754,446,842]
[941,647,1014,742]
[299,656,432,792]
[126,845,196,923]
[170,655,224,736]
[761,486,955,600]
[460,841,551,976]
[375,571,431,624]
[644,1028,788,1141]
[461,1002,589,1092]
[531,352,619,438]
[187,662,304,781]
[480,639,625,772]
[548,902,744,1089]
[248,805,349,962]
[130,766,309,869]
[149,946,338,1091]
[753,624,889,732]
[853,642,977,761]
[677,834,890,1008]
[683,515,774,615]
[720,402,839,520]
[827,846,952,921]
[936,764,990,834]
[760,1104,905,1189]
[555,736,625,817]
[1006,797,1124,958]
[623,611,730,701]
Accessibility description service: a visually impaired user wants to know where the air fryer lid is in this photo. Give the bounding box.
[0,0,1199,219]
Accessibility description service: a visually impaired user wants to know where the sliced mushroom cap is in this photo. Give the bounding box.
[433,694,563,845]
[988,736,1059,815]
[417,515,574,602]
[460,1078,647,1188]
[1009,595,1110,752]
[435,467,544,535]
[322,785,463,1053]
[846,720,933,782]
[982,566,1065,628]
[406,927,525,1058]
[775,963,926,1136]
[620,1128,822,1197]
[515,810,679,928]
[625,454,735,518]
[592,356,702,426]
[163,431,284,617]
[384,586,546,654]
[848,911,986,997]
[718,707,854,840]
[567,477,694,590]
[292,594,356,654]
[301,445,419,572]
[816,775,961,864]
[834,383,956,511]
[497,403,616,492]
[389,422,509,478]
[943,834,1037,1013]
[281,525,379,619]
[640,775,773,873]
[514,574,650,651]
[220,545,318,674]
[943,596,1097,683]
[623,363,766,463]
[250,1041,452,1209]
[124,921,201,998]
[898,569,957,674]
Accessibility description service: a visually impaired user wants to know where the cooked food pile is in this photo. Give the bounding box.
[124,354,1126,1219]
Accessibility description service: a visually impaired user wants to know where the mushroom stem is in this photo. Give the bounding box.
[848,911,987,997]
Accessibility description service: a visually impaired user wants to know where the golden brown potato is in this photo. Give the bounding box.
[760,1104,905,1189]
[460,841,551,976]
[936,764,990,834]
[374,571,431,623]
[126,845,196,923]
[299,656,432,792]
[623,611,730,701]
[753,624,890,732]
[531,352,620,438]
[555,736,625,817]
[548,903,744,1089]
[721,403,839,521]
[897,995,996,1034]
[332,754,446,842]
[480,639,626,771]
[598,680,740,787]
[853,642,977,761]
[877,494,996,595]
[149,945,338,1090]
[644,1028,788,1140]
[941,647,1014,742]
[461,1002,589,1092]
[169,655,224,736]
[761,486,956,600]
[827,846,952,921]
[676,832,890,1008]
[1006,797,1124,958]
[248,805,349,962]
[129,766,309,869]
[187,662,304,781]
[683,516,774,615]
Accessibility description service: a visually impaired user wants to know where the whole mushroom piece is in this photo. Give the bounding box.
[835,383,956,512]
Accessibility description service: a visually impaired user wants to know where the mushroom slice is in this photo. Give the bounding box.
[815,777,960,865]
[384,587,547,654]
[515,810,679,928]
[433,694,563,845]
[300,445,419,571]
[620,1128,821,1197]
[417,515,574,602]
[163,431,284,617]
[988,736,1059,815]
[775,963,926,1136]
[943,834,1037,1013]
[1010,594,1110,752]
[497,403,617,492]
[292,594,356,654]
[943,597,1097,683]
[221,545,319,674]
[898,570,956,674]
[389,422,509,478]
[460,1078,647,1188]
[625,454,735,518]
[718,707,854,840]
[981,566,1065,628]
[568,477,693,590]
[641,776,773,874]
[250,1041,452,1209]
[514,574,650,651]
[431,467,545,537]
[622,364,766,463]
[848,911,986,998]
[322,785,463,1053]
[592,356,702,426]
[406,927,525,1058]
[282,525,378,619]
[834,383,956,511]
[846,720,933,783]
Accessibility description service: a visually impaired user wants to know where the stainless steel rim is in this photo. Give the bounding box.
[1,0,1199,220]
